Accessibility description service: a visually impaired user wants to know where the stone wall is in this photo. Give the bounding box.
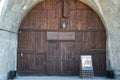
[0,0,120,79]
[0,31,17,80]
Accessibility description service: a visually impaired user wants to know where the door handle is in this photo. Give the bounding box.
[21,53,23,57]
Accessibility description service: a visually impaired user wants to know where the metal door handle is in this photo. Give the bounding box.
[21,53,23,56]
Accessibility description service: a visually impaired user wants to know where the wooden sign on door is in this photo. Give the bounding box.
[47,32,75,40]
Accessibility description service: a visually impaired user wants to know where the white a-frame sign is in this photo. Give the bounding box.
[80,55,94,79]
[81,55,93,70]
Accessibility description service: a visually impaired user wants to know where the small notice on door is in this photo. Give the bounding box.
[81,55,93,70]
[47,32,75,40]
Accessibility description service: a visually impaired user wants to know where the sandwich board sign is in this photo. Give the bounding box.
[81,55,93,70]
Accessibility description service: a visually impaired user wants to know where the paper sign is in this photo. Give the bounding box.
[81,55,93,70]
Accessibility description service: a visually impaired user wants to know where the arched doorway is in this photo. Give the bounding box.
[17,0,106,76]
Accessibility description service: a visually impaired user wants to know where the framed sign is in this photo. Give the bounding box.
[81,55,93,70]
[47,32,75,40]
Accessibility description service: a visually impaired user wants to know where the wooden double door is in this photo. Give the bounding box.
[17,31,79,75]
[17,31,106,76]
[47,41,77,75]
[17,0,106,76]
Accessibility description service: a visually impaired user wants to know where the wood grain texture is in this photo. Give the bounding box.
[18,0,106,76]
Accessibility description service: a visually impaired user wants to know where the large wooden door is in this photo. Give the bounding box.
[47,42,61,75]
[17,0,106,76]
[17,31,47,75]
[47,42,77,75]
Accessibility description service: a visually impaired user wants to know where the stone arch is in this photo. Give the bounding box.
[1,0,120,80]
[0,0,108,33]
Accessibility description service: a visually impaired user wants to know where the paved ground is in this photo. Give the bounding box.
[13,76,118,80]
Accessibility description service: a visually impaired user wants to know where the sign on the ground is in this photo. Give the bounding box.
[81,55,93,70]
[80,55,94,79]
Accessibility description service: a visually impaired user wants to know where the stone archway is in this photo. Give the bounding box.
[0,0,120,80]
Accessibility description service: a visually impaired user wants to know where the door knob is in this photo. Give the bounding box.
[21,53,23,56]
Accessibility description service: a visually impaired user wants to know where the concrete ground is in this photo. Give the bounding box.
[13,76,118,80]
